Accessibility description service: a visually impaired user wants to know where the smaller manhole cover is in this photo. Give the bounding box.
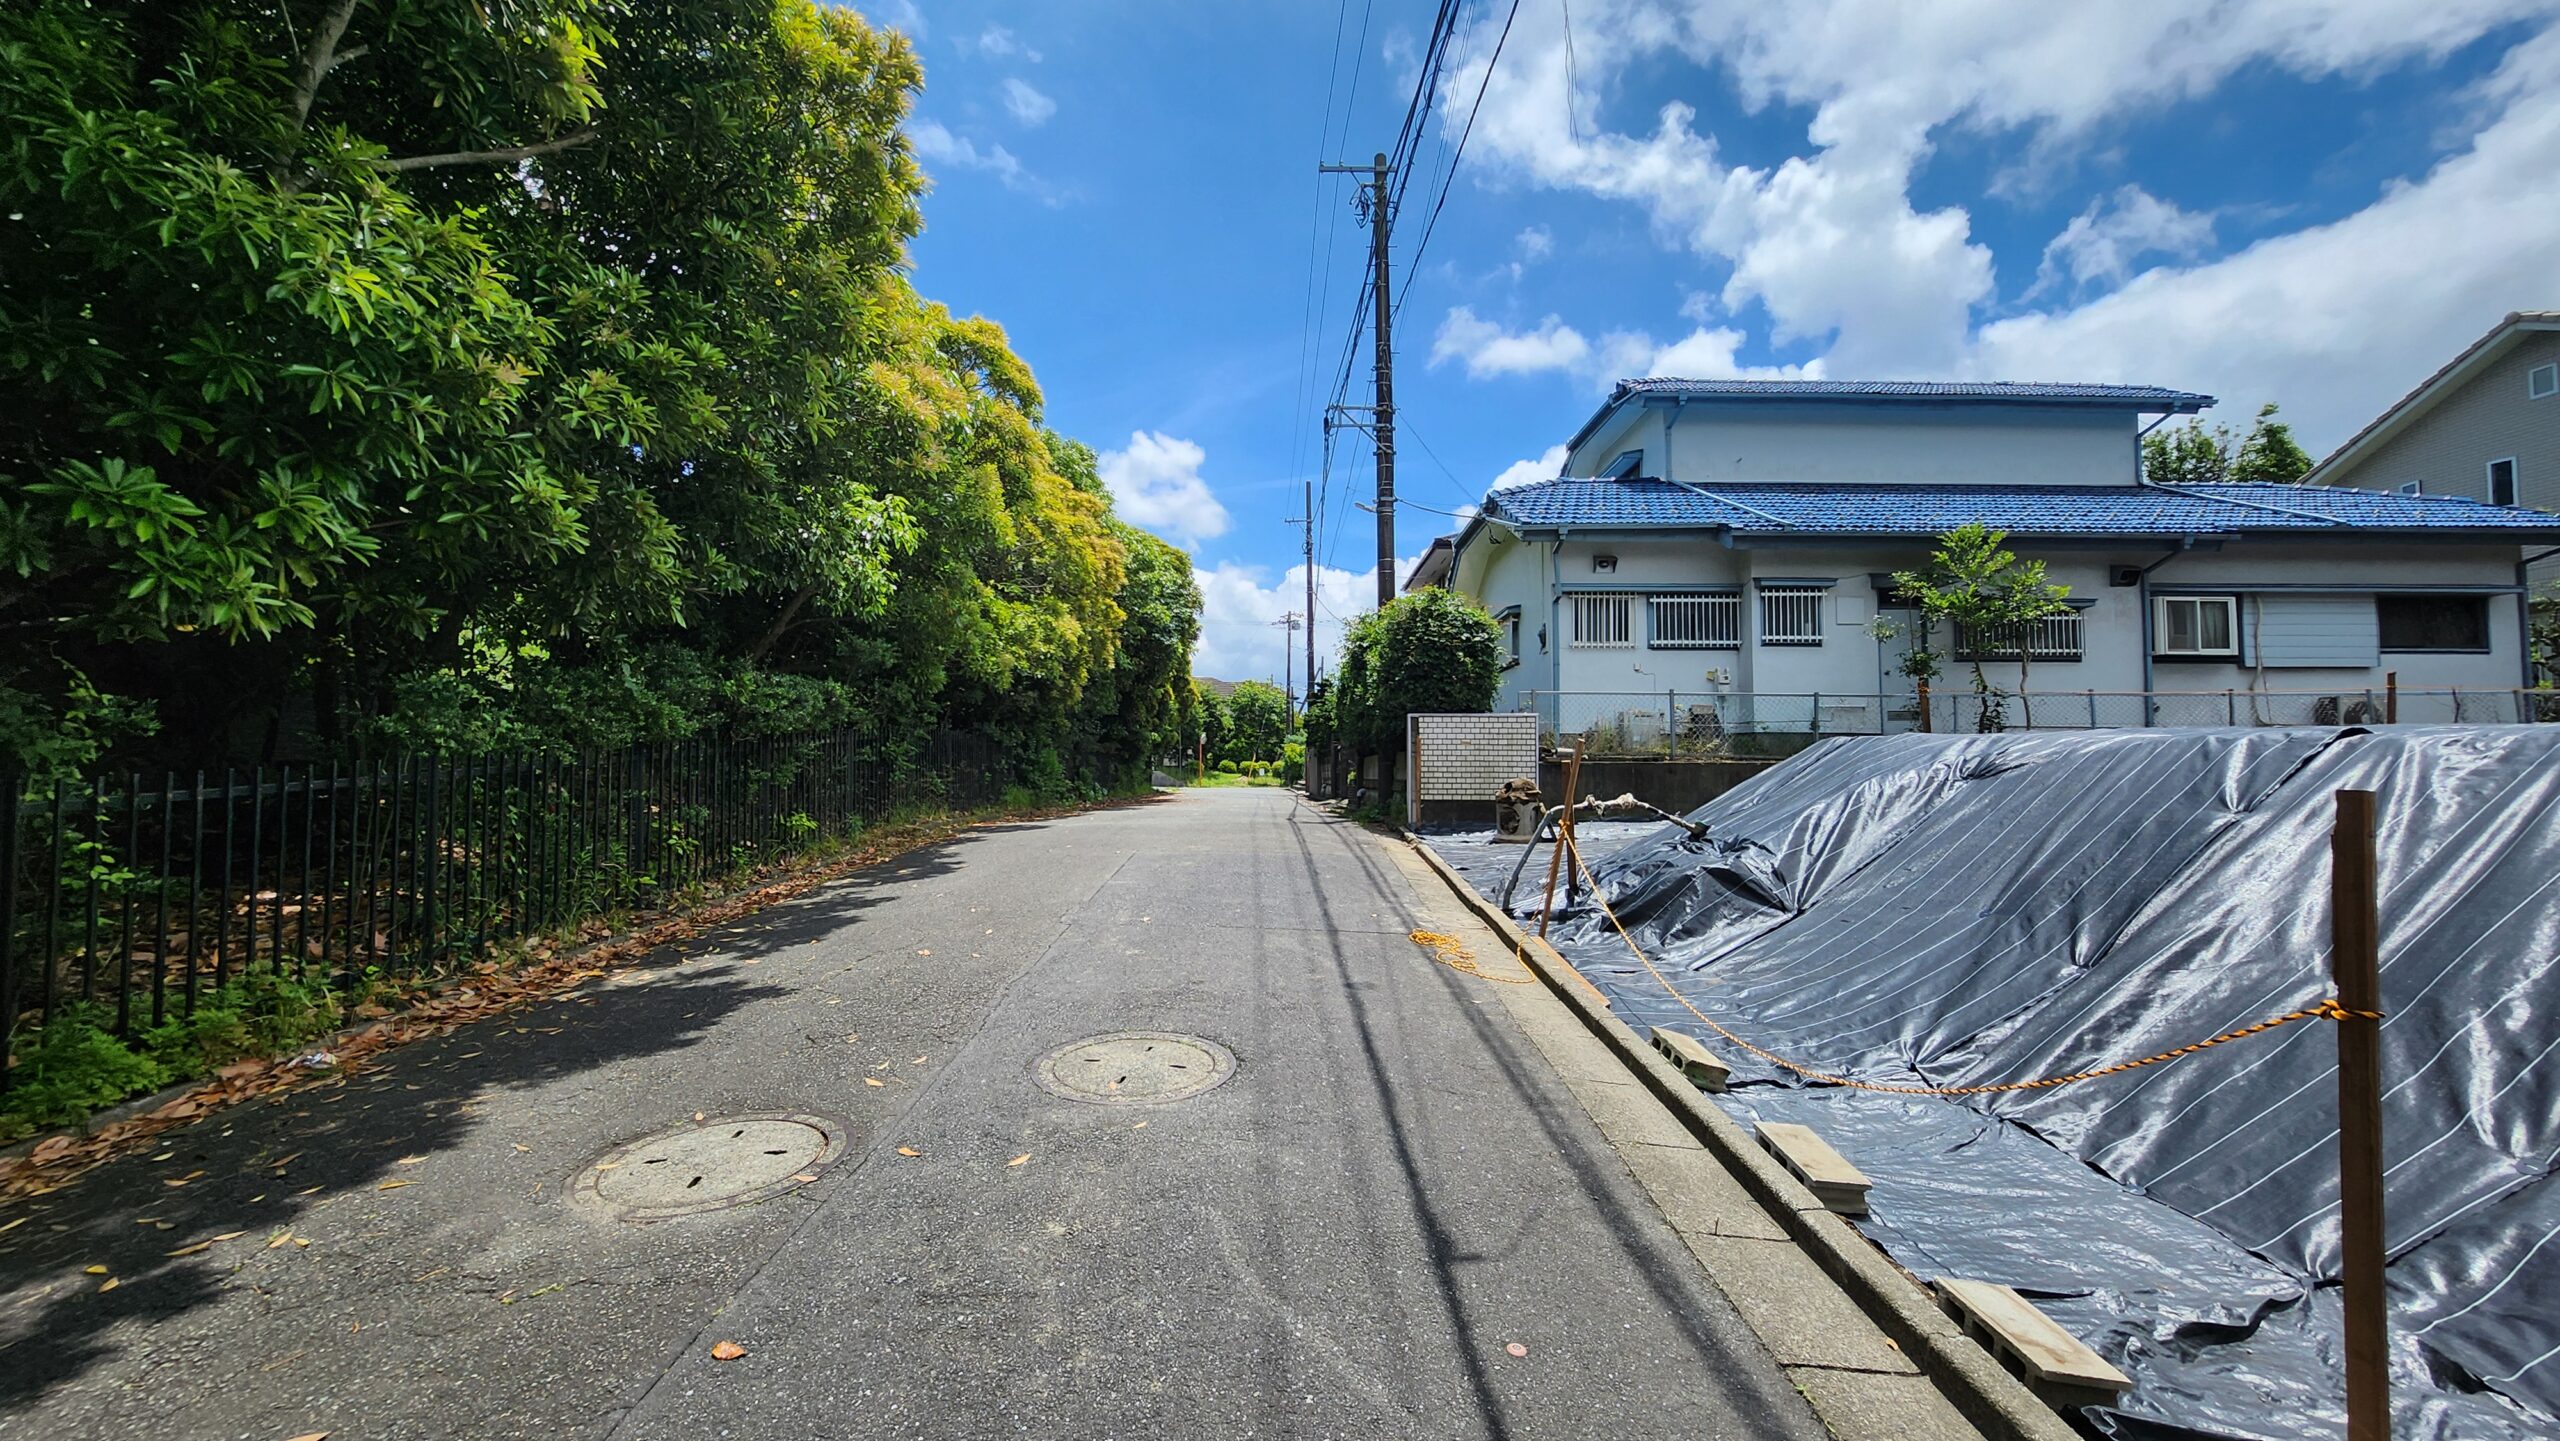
[1034,1032,1237,1106]
[571,1113,845,1221]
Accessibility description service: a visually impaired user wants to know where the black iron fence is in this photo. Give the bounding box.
[1,727,1011,1093]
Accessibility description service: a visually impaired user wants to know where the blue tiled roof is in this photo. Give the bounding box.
[1481,478,2560,537]
[1610,378,2216,409]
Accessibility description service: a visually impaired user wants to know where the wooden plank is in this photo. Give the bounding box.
[1755,1121,1871,1216]
[1935,1279,2130,1399]
[1649,1026,1731,1092]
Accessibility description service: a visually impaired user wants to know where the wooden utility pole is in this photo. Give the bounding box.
[2330,788,2390,1441]
[1322,153,1396,606]
[1302,476,1317,709]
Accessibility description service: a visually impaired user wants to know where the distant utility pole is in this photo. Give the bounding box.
[1321,151,1395,607]
[1272,612,1305,713]
[1294,478,1315,710]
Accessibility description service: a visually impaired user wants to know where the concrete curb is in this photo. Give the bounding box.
[1401,830,2080,1441]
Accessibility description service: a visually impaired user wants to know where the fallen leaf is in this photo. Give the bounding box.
[0,1217,25,1235]
[916,949,930,956]
[268,1231,294,1249]
[863,1077,884,1088]
[693,1112,706,1122]
[283,1432,331,1441]
[1007,1154,1031,1167]
[791,1173,818,1183]
[711,1340,746,1361]
[1132,1121,1148,1130]
[83,1264,107,1276]
[377,1179,412,1191]
[1505,1342,1528,1358]
[896,1146,920,1157]
[512,1144,531,1153]
[911,1055,925,1065]
[211,1231,247,1242]
[98,1277,120,1293]
[293,1237,312,1248]
[167,1241,213,1258]
[395,1155,426,1167]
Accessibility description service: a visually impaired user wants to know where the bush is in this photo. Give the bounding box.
[1216,759,1238,774]
[1281,740,1304,784]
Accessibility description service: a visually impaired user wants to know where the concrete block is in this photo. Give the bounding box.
[1649,1025,1731,1091]
[1935,1278,2131,1412]
[1756,1120,1872,1217]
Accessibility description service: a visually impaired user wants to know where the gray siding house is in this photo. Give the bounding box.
[2314,311,2560,588]
[1425,379,2560,739]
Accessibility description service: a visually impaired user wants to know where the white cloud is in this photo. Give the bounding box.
[906,118,1063,204]
[1098,431,1232,547]
[999,77,1056,127]
[1515,225,1555,262]
[1437,308,1821,390]
[974,24,1041,61]
[869,0,923,38]
[1492,444,1571,489]
[1971,25,2560,449]
[1192,554,1429,689]
[1432,307,1592,377]
[1433,0,2560,452]
[2028,185,2215,299]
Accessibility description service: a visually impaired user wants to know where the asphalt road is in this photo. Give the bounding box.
[0,786,1824,1441]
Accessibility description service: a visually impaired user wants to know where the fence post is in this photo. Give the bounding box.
[2088,689,2099,729]
[2384,671,2398,725]
[1810,691,1823,738]
[2330,789,2389,1441]
[0,768,21,1098]
[1665,690,1677,758]
[1917,680,1932,733]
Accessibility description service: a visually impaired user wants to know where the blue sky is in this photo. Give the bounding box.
[862,1,2560,686]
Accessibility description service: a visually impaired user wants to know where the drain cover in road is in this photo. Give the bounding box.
[1035,1032,1237,1105]
[572,1113,846,1221]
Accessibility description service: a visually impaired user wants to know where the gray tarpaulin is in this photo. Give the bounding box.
[1434,727,2560,1439]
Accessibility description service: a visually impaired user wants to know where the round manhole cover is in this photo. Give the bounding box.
[571,1113,845,1221]
[1034,1032,1237,1106]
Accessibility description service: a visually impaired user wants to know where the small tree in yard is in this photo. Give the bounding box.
[1893,525,2073,731]
[1334,589,1504,799]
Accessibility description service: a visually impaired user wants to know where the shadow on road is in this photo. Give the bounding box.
[0,833,1000,1409]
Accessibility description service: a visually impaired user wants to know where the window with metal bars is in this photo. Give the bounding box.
[1757,586,1826,646]
[1955,610,2085,662]
[1570,594,1634,647]
[1648,593,1741,649]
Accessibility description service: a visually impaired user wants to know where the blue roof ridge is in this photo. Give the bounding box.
[2143,478,2343,527]
[1668,479,1798,529]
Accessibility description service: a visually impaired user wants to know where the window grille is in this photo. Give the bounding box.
[1757,586,1826,646]
[1648,593,1741,649]
[1570,594,1633,647]
[1956,611,2084,661]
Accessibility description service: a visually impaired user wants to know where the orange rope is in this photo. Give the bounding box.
[1561,833,2380,1096]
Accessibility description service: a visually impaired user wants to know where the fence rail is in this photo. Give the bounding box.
[2,728,1011,1094]
[1520,687,2560,756]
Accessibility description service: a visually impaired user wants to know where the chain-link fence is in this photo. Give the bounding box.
[1521,687,2560,754]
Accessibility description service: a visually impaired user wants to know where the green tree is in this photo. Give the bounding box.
[1224,680,1290,765]
[1194,687,1230,769]
[2228,403,2314,483]
[1892,525,2073,731]
[1331,588,1503,791]
[2141,417,2233,484]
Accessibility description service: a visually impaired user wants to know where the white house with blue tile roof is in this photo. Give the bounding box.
[1429,379,2560,735]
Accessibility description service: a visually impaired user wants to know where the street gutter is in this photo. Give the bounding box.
[1399,828,2081,1441]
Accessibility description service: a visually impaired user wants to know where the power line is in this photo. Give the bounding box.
[1396,0,1527,321]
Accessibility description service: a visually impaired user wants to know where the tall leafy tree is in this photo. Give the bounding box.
[1223,681,1290,765]
[1330,589,1502,790]
[2228,403,2314,483]
[2141,417,2233,484]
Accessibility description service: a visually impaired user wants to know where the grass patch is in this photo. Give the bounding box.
[3,968,352,1141]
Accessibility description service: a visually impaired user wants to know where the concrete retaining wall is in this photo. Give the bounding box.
[1544,757,1779,815]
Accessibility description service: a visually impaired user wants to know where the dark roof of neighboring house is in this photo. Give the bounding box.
[2306,310,2560,484]
[1566,378,2215,453]
[1402,534,1456,592]
[1477,477,2560,539]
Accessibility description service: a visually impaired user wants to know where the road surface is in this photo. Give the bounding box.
[0,786,1835,1440]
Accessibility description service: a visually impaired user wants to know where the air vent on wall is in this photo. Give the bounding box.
[2109,565,2143,588]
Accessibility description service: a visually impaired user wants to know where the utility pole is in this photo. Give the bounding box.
[1321,152,1395,606]
[1272,612,1305,714]
[1303,475,1317,706]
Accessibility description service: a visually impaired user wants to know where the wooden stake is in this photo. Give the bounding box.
[2384,671,2398,725]
[1537,743,1584,937]
[2331,788,2389,1441]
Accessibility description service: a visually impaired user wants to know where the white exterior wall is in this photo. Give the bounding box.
[1453,527,1553,712]
[1508,536,2534,711]
[1566,402,2138,486]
